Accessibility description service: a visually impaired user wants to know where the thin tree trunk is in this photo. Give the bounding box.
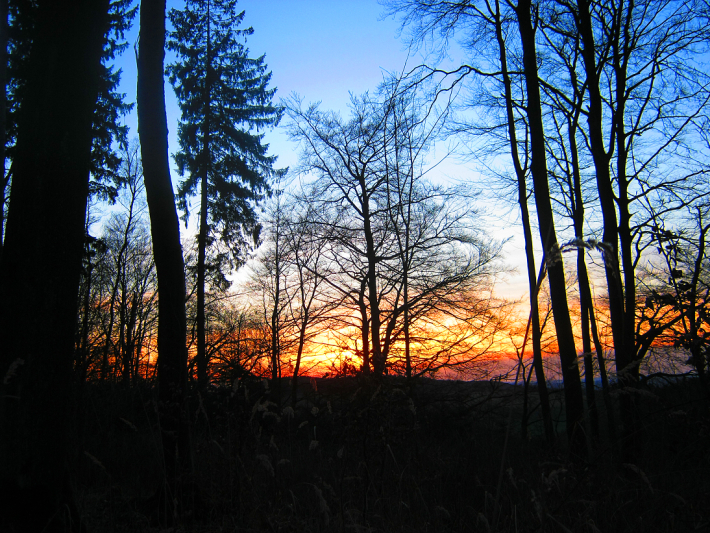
[292,309,308,407]
[576,0,626,363]
[358,276,371,374]
[195,0,212,388]
[0,0,6,261]
[77,215,94,386]
[578,255,600,440]
[123,292,139,387]
[492,0,553,444]
[610,0,641,456]
[576,0,635,453]
[136,0,192,523]
[362,178,385,376]
[271,219,282,404]
[587,289,619,447]
[0,1,109,530]
[567,99,600,443]
[515,0,586,459]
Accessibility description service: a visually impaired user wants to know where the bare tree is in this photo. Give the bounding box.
[387,0,585,450]
[286,82,504,378]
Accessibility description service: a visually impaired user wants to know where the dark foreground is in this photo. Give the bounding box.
[68,375,709,531]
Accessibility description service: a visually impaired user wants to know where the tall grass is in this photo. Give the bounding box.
[70,375,710,532]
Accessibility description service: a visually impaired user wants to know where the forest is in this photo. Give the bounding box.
[0,0,709,531]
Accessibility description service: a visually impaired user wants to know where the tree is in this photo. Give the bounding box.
[638,204,710,384]
[387,0,586,452]
[287,84,504,378]
[249,187,337,404]
[565,0,710,451]
[136,0,192,524]
[0,1,111,530]
[1,0,137,242]
[249,184,292,403]
[75,143,158,386]
[167,0,283,387]
[282,201,335,402]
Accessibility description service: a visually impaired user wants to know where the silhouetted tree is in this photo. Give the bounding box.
[0,1,111,530]
[638,205,710,383]
[167,0,283,387]
[3,0,136,209]
[287,85,504,378]
[387,0,583,449]
[75,143,158,385]
[136,0,192,524]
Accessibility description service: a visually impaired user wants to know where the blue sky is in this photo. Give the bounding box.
[116,0,419,173]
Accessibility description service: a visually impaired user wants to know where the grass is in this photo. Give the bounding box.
[69,375,710,532]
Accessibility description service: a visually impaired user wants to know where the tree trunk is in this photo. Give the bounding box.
[292,308,308,406]
[0,0,7,261]
[358,277,371,374]
[515,0,586,459]
[493,0,553,444]
[576,0,626,362]
[271,220,282,404]
[195,0,212,388]
[567,98,600,443]
[361,177,385,376]
[578,253,600,440]
[0,1,109,530]
[196,148,209,386]
[587,286,619,448]
[136,0,192,524]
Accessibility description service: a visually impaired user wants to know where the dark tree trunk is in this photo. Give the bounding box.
[361,176,385,376]
[271,222,282,404]
[0,0,6,261]
[195,0,212,388]
[292,308,308,406]
[515,0,586,459]
[566,99,600,443]
[578,254,600,440]
[196,150,209,386]
[0,1,109,531]
[358,276,371,374]
[576,0,626,363]
[586,283,619,448]
[136,0,192,524]
[492,0,554,444]
[577,0,638,456]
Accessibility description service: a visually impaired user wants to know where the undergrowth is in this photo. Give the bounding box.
[70,376,710,532]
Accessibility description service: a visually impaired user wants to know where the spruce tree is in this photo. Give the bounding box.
[167,0,283,386]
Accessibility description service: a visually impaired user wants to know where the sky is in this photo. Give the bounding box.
[112,0,533,301]
[117,0,420,170]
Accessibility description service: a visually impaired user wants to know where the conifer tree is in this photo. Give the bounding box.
[167,0,283,386]
[1,0,136,251]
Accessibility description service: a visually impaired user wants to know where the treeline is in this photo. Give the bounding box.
[382,0,710,457]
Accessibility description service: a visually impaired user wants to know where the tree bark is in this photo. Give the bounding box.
[195,0,212,388]
[493,0,554,444]
[362,174,386,376]
[136,0,192,523]
[0,1,109,530]
[515,0,586,458]
[0,0,7,261]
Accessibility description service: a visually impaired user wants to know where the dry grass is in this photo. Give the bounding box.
[70,375,710,532]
